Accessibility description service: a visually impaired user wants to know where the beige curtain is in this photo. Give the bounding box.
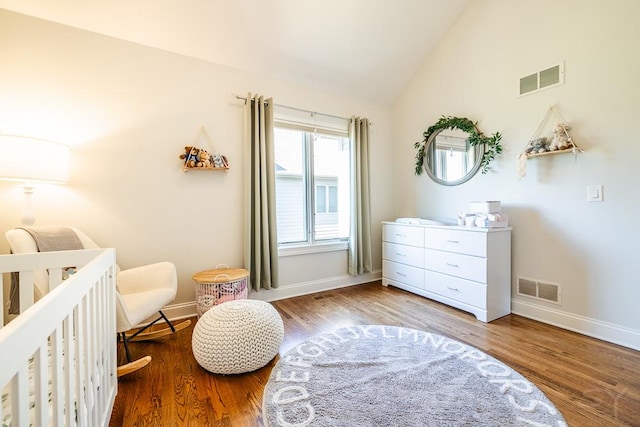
[348,117,372,276]
[243,94,279,291]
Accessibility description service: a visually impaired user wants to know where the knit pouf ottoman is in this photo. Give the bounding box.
[192,299,284,374]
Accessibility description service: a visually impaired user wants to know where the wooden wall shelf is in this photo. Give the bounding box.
[525,147,583,159]
[180,127,229,172]
[183,166,229,172]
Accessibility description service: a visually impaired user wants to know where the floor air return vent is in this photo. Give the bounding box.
[517,277,561,304]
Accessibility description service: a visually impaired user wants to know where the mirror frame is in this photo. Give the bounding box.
[423,128,484,186]
[414,116,503,184]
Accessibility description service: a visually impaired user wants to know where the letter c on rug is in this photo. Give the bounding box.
[276,403,315,427]
[273,386,316,426]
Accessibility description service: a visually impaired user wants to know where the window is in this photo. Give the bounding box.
[274,125,350,247]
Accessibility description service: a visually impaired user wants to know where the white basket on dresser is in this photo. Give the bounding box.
[382,221,511,322]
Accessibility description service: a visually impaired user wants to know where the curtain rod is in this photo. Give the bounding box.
[235,95,351,122]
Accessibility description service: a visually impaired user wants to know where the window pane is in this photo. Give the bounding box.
[328,186,338,213]
[316,185,327,213]
[275,128,307,244]
[313,135,350,241]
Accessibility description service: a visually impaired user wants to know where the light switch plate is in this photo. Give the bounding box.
[587,185,603,202]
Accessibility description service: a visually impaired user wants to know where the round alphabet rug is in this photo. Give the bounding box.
[263,325,566,426]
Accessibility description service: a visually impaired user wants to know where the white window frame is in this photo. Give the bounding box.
[274,120,350,257]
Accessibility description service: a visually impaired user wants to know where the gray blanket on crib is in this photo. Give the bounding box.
[9,226,84,314]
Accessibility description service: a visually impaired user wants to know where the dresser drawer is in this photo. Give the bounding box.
[383,242,424,268]
[383,224,424,247]
[424,249,487,283]
[425,228,486,257]
[383,260,424,289]
[425,270,487,309]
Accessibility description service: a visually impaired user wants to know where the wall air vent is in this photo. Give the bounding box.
[517,277,561,304]
[518,61,565,97]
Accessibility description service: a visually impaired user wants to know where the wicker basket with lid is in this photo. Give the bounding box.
[193,265,249,317]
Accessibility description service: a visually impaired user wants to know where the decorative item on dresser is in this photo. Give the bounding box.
[382,221,511,322]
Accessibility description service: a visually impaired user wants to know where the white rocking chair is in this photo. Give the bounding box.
[5,226,191,377]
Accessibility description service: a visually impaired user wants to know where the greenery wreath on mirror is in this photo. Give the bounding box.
[414,116,502,175]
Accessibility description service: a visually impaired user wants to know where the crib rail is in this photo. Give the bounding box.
[0,249,117,427]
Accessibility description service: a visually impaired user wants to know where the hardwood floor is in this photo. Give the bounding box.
[109,282,640,426]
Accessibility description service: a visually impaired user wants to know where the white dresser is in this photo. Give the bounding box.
[382,221,511,322]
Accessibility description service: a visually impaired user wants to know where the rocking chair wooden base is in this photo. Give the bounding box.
[117,311,191,376]
[117,356,152,377]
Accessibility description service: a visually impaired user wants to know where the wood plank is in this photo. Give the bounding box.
[110,282,640,426]
[525,147,583,158]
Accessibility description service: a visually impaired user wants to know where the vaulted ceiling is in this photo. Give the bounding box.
[0,0,470,105]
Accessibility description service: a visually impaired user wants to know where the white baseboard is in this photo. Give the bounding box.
[162,270,382,320]
[248,270,382,302]
[161,301,197,321]
[511,299,640,351]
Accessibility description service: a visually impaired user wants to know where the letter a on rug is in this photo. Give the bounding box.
[262,325,567,427]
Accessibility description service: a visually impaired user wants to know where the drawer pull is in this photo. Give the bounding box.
[447,286,460,292]
[395,272,407,277]
[446,262,459,268]
[395,233,407,237]
[395,252,407,257]
[447,240,460,244]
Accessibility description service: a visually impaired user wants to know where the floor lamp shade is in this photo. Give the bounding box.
[0,135,70,225]
[0,135,70,184]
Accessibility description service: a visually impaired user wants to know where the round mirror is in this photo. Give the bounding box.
[423,128,484,186]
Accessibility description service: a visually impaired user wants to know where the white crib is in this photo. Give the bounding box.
[0,248,117,427]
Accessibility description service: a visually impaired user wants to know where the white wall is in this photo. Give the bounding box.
[0,10,392,314]
[392,0,640,348]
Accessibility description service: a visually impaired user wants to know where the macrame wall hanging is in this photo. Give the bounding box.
[516,105,583,177]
